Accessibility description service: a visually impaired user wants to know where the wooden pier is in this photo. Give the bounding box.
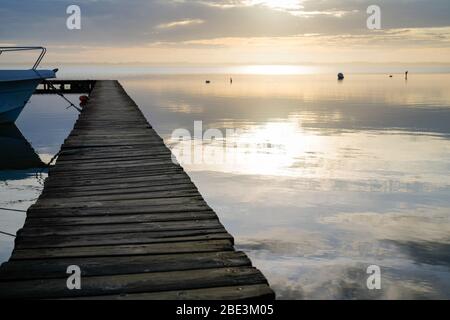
[0,80,274,300]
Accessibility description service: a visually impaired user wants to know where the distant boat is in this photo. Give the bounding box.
[205,80,211,84]
[0,47,57,124]
[337,73,344,80]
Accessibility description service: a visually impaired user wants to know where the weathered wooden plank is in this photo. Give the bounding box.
[31,196,208,210]
[31,199,207,212]
[41,182,196,196]
[56,154,173,165]
[11,240,234,260]
[39,189,200,201]
[73,284,275,300]
[65,136,163,143]
[15,230,233,249]
[42,178,192,193]
[49,162,181,174]
[58,145,170,155]
[43,173,189,188]
[27,203,212,218]
[18,219,224,237]
[0,251,250,281]
[55,155,173,164]
[48,165,184,178]
[0,267,268,299]
[49,161,180,173]
[24,211,217,227]
[54,154,175,162]
[36,189,202,203]
[63,140,165,148]
[69,127,154,133]
[61,142,166,149]
[70,126,155,132]
[71,124,150,130]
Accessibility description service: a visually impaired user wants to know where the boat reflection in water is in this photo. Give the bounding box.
[0,124,45,171]
[0,124,46,262]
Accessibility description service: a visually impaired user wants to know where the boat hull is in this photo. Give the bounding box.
[0,69,57,124]
[0,79,42,124]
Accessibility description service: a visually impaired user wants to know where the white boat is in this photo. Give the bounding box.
[0,47,57,124]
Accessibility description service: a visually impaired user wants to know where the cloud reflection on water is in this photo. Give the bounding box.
[124,74,450,299]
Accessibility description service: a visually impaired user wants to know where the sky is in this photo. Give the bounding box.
[0,0,450,64]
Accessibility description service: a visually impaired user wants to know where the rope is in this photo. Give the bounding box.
[0,207,26,213]
[31,71,81,167]
[43,80,82,112]
[0,230,16,238]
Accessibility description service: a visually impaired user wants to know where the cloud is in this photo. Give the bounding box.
[0,0,449,63]
[180,27,450,47]
[156,19,205,29]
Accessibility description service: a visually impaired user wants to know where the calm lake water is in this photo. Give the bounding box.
[1,71,450,299]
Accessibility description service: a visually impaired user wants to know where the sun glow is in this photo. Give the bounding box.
[170,120,326,177]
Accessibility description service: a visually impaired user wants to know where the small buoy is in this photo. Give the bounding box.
[205,80,211,84]
[337,73,344,80]
[79,95,89,105]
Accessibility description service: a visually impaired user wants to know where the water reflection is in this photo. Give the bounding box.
[127,74,450,135]
[0,94,78,263]
[123,74,450,299]
[0,124,45,170]
[0,124,47,261]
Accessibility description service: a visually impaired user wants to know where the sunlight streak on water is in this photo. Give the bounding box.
[124,74,450,299]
